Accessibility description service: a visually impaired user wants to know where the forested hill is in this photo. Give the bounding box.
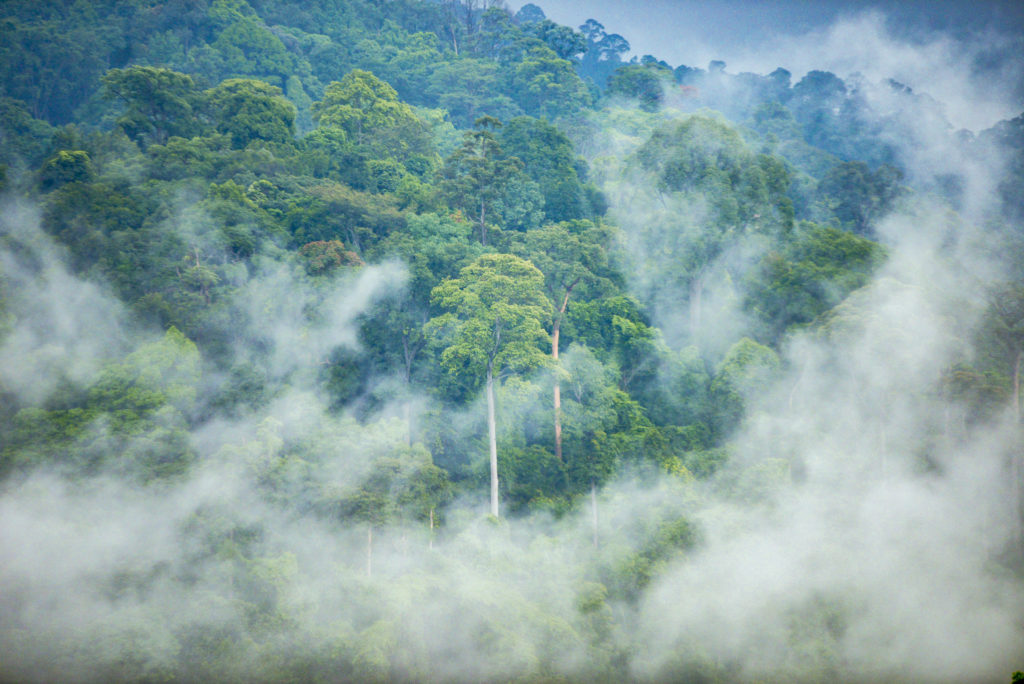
[1,1,1023,682]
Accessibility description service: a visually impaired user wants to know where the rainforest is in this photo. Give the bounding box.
[1,1,1023,681]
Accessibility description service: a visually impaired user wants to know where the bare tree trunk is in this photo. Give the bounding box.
[551,284,577,464]
[553,319,562,463]
[487,361,499,518]
[591,479,599,548]
[429,508,435,550]
[479,201,488,246]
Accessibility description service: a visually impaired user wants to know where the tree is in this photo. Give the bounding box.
[577,20,630,89]
[629,115,795,341]
[429,253,550,516]
[313,69,434,163]
[516,220,615,462]
[816,161,905,235]
[709,337,780,436]
[196,6,296,86]
[39,150,93,190]
[3,327,200,479]
[744,223,884,344]
[498,116,592,222]
[298,240,363,276]
[511,47,592,119]
[514,4,546,25]
[0,96,56,169]
[101,66,203,148]
[361,213,486,441]
[426,59,520,128]
[204,78,296,148]
[607,63,673,112]
[439,117,542,245]
[0,18,109,123]
[524,20,587,61]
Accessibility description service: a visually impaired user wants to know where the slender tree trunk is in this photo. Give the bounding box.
[553,318,562,463]
[487,360,499,517]
[479,201,487,246]
[591,479,599,548]
[551,284,577,464]
[429,508,435,550]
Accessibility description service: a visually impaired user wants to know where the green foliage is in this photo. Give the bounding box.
[39,150,93,190]
[498,117,595,221]
[510,46,592,119]
[815,161,906,235]
[577,19,630,91]
[710,337,780,435]
[438,118,543,243]
[636,114,792,230]
[0,5,1003,679]
[515,219,616,317]
[523,19,587,61]
[205,78,296,148]
[313,69,434,164]
[196,1,296,86]
[294,181,406,252]
[745,222,884,343]
[102,66,204,148]
[427,58,520,128]
[607,62,673,112]
[0,14,111,123]
[2,328,199,478]
[298,239,363,275]
[429,252,550,388]
[604,507,700,602]
[0,96,56,168]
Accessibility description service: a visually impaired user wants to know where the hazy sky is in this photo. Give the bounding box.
[514,0,1024,69]
[513,0,1024,130]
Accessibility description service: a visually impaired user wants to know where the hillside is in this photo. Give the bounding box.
[1,1,1023,681]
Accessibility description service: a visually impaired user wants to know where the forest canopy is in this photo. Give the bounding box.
[1,0,1023,682]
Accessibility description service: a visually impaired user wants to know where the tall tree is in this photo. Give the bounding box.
[497,116,592,222]
[517,220,614,462]
[429,253,550,516]
[101,66,203,148]
[313,69,434,163]
[204,78,296,148]
[439,116,540,244]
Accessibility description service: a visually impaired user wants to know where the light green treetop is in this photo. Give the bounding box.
[430,252,551,384]
[313,69,434,162]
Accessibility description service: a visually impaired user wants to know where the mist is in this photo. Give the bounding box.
[2,2,1024,683]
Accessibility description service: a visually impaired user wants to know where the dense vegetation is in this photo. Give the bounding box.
[1,1,1023,681]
